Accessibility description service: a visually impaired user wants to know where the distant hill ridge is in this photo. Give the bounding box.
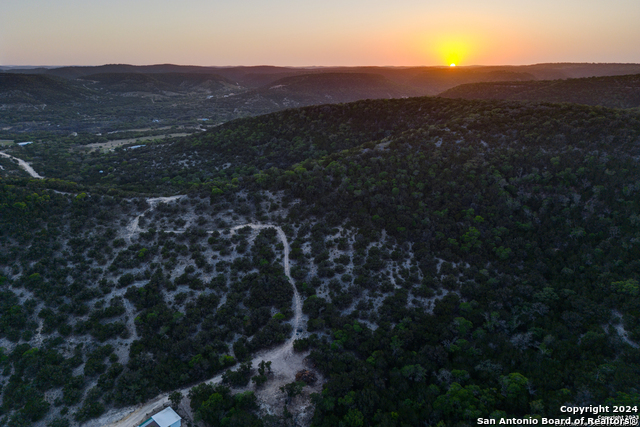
[4,62,640,90]
[0,73,93,104]
[407,68,536,95]
[4,66,640,115]
[439,73,640,108]
[81,72,237,94]
[252,72,418,102]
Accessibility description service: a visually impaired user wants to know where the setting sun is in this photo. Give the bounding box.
[432,36,471,68]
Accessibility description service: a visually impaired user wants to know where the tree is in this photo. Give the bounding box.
[499,373,530,413]
[280,381,306,404]
[434,382,496,422]
[169,391,183,408]
[251,360,272,387]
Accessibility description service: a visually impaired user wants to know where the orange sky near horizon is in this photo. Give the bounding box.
[1,0,639,66]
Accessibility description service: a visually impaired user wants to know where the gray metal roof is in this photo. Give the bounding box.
[151,407,181,427]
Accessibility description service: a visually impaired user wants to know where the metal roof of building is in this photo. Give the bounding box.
[151,407,181,427]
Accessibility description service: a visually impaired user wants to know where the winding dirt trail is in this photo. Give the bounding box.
[32,319,45,348]
[92,202,305,427]
[0,151,43,178]
[124,196,185,243]
[122,299,139,342]
[229,223,302,338]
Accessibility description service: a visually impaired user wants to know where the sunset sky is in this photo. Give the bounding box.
[1,0,639,67]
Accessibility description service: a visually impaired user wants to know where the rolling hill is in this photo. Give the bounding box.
[232,72,418,109]
[0,73,95,104]
[80,72,242,95]
[408,68,537,95]
[439,73,640,108]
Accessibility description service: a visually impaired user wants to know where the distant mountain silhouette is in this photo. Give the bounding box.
[2,64,300,87]
[5,62,640,91]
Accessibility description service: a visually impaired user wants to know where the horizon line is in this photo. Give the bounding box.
[2,61,640,69]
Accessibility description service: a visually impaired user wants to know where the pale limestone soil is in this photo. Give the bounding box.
[612,310,639,349]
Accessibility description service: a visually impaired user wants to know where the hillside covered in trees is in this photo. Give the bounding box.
[80,72,240,95]
[232,73,419,109]
[0,74,95,105]
[439,73,640,109]
[1,95,639,426]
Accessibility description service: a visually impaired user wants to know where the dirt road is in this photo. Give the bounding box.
[0,151,43,178]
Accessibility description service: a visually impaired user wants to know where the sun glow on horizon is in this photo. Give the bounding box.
[430,36,471,67]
